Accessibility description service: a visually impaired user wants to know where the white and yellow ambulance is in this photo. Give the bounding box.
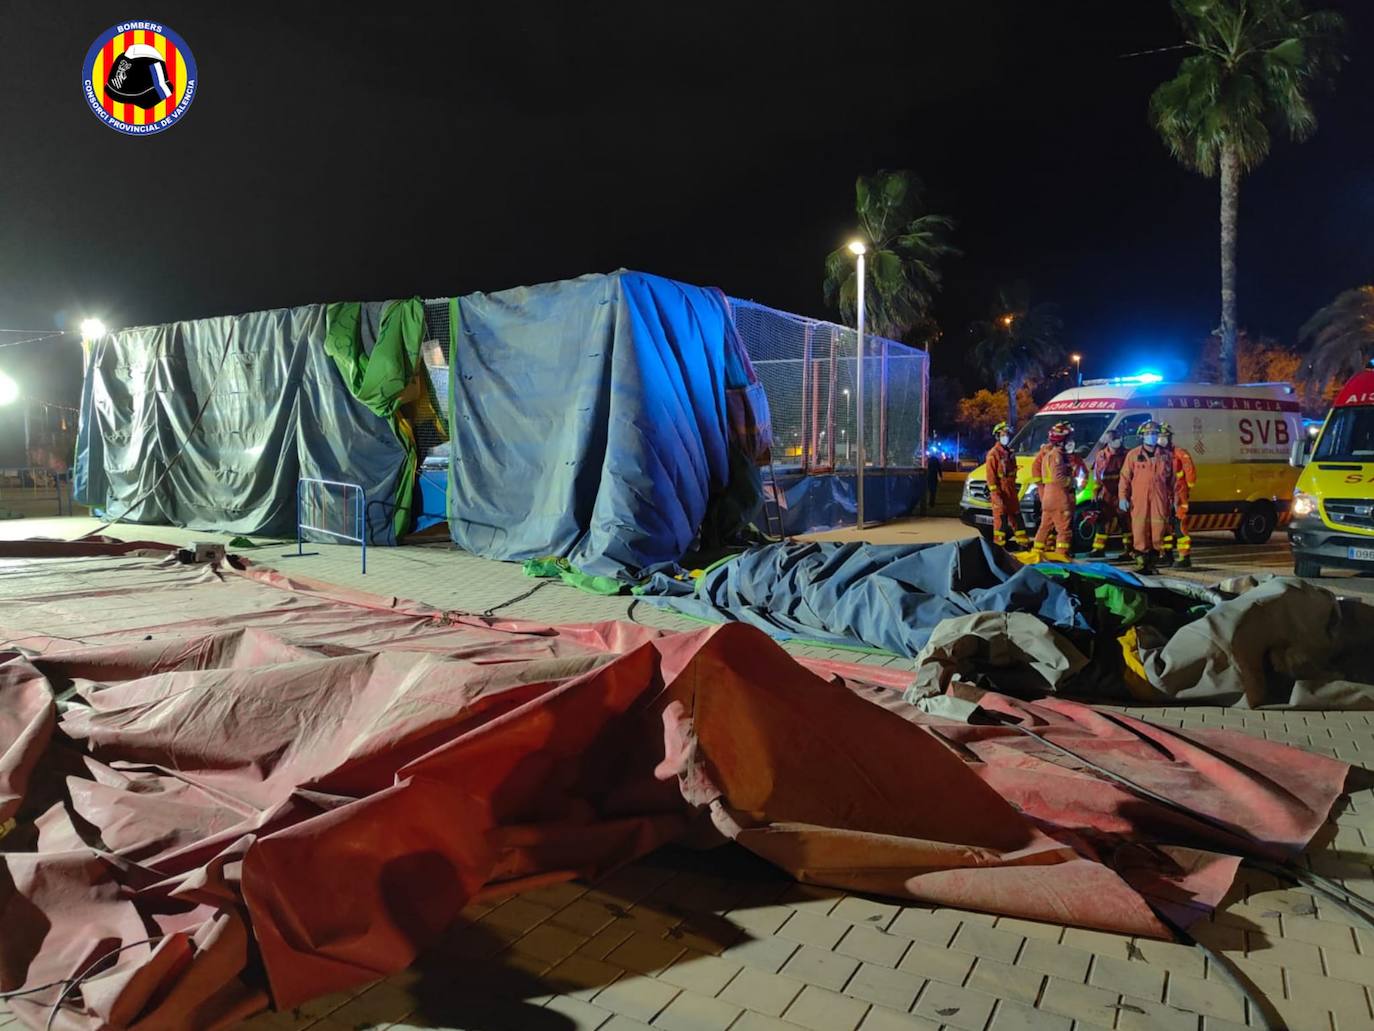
[1287,369,1374,576]
[959,377,1302,549]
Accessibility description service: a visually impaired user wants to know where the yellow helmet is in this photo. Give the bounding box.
[992,421,1011,437]
[1158,422,1174,438]
[1139,420,1161,436]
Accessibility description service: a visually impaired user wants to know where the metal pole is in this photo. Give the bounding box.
[855,252,866,529]
[22,400,31,491]
[296,481,304,557]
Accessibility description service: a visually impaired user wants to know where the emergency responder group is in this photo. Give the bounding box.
[985,420,1196,572]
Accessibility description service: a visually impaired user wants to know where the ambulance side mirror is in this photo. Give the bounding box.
[1289,436,1309,468]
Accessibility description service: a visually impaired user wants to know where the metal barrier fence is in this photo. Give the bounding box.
[410,295,929,476]
[729,299,928,473]
[291,478,367,574]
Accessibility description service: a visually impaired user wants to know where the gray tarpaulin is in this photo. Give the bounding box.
[74,305,406,544]
[901,576,1374,710]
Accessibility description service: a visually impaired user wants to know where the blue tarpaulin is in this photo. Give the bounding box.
[641,537,1092,656]
[448,271,752,578]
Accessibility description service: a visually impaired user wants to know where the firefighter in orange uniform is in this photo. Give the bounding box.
[985,421,1029,550]
[1158,422,1197,568]
[1029,421,1076,560]
[1088,427,1130,559]
[1118,421,1174,574]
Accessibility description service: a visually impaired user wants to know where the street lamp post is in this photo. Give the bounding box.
[848,240,867,529]
[1072,353,1082,386]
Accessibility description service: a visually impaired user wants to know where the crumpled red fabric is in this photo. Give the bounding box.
[0,541,1352,1029]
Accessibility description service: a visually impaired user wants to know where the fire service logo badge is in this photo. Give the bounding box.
[82,22,197,135]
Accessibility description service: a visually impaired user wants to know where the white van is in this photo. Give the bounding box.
[959,378,1303,549]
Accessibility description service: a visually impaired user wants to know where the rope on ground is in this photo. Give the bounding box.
[480,579,551,617]
[627,598,643,624]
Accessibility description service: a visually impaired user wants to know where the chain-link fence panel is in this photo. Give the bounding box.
[728,299,927,473]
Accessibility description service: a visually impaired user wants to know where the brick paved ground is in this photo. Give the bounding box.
[2,516,1372,1031]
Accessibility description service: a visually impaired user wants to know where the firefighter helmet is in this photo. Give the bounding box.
[104,43,174,111]
[1158,422,1174,438]
[1138,420,1161,436]
[1047,421,1073,444]
[992,421,1011,437]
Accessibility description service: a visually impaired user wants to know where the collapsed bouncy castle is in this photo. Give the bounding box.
[72,270,932,569]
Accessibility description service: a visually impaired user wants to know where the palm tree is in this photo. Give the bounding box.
[973,286,1065,430]
[822,170,957,345]
[1150,0,1344,385]
[1299,286,1374,396]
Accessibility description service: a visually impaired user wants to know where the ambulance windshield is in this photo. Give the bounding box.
[1009,413,1113,456]
[1314,406,1374,462]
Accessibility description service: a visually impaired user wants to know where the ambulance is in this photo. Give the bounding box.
[959,377,1303,550]
[1287,368,1374,576]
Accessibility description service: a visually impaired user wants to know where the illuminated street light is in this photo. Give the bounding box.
[1071,352,1082,385]
[80,318,107,340]
[847,240,866,256]
[1000,314,1014,329]
[0,370,17,406]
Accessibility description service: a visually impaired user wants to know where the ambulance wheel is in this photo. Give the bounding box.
[1072,507,1098,553]
[1234,501,1276,545]
[1294,556,1322,578]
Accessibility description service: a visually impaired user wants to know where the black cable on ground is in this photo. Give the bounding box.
[0,936,162,1024]
[1141,898,1283,1031]
[993,714,1374,927]
[480,579,551,617]
[45,936,162,1030]
[627,598,643,624]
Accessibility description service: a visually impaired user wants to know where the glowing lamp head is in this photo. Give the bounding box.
[846,240,867,256]
[1071,353,1082,362]
[0,371,18,407]
[80,318,107,340]
[999,314,1014,328]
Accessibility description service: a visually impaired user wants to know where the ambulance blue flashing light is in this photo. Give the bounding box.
[1080,372,1165,388]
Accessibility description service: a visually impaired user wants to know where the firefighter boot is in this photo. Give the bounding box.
[1175,535,1192,569]
[1088,531,1108,559]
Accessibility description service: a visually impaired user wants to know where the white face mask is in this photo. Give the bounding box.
[998,434,1010,446]
[1144,434,1159,447]
[1108,437,1122,449]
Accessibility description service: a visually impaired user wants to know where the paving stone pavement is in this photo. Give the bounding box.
[3,518,1373,1031]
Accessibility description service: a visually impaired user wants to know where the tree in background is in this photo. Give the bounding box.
[1150,0,1344,385]
[823,170,957,346]
[1192,329,1300,383]
[1299,285,1374,400]
[956,387,1039,441]
[972,285,1065,431]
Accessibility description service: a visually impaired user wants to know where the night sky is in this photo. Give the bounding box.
[3,1,1373,408]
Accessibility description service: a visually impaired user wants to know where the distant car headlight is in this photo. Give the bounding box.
[1292,491,1315,518]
